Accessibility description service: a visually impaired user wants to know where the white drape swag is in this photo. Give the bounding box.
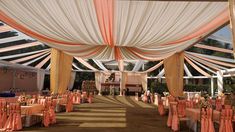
[37,69,45,91]
[68,71,76,90]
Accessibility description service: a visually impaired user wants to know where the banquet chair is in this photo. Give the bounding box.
[88,92,93,104]
[73,92,81,104]
[42,101,50,127]
[216,99,223,111]
[200,108,215,132]
[170,102,189,131]
[38,98,46,106]
[27,98,36,105]
[186,100,195,108]
[49,100,56,125]
[0,100,7,129]
[177,100,186,117]
[218,108,233,132]
[81,92,88,103]
[158,99,165,116]
[66,94,73,112]
[3,103,22,131]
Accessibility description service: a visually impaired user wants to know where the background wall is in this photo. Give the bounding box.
[0,68,38,93]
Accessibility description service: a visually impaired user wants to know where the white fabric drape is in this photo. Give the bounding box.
[93,60,108,71]
[95,72,102,95]
[37,69,45,91]
[0,0,228,60]
[68,71,76,90]
[140,73,148,91]
[75,57,98,71]
[132,60,145,72]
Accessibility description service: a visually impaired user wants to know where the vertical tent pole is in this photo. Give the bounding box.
[217,71,223,95]
[210,77,214,97]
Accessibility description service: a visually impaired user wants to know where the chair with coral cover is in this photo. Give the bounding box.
[73,92,81,104]
[88,92,93,104]
[158,99,165,116]
[200,108,215,132]
[66,93,73,112]
[216,99,222,111]
[177,100,186,117]
[0,100,7,129]
[219,108,233,132]
[3,103,22,131]
[170,102,189,131]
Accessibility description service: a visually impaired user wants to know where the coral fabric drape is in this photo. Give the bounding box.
[50,48,73,94]
[164,52,184,97]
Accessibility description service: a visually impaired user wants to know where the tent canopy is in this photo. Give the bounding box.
[0,0,229,60]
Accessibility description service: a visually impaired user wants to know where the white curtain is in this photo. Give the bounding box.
[95,72,102,94]
[37,69,45,91]
[68,71,76,90]
[140,73,148,91]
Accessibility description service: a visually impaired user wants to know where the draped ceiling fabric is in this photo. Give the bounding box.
[164,52,184,97]
[50,48,73,94]
[0,0,229,61]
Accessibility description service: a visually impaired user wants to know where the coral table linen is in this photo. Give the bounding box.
[186,108,220,121]
[21,104,44,115]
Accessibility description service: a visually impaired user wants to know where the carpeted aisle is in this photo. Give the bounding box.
[23,96,174,132]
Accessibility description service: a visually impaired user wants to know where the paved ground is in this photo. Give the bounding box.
[23,96,187,132]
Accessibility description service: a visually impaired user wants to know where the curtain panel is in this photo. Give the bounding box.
[95,72,102,95]
[163,52,184,97]
[37,69,45,91]
[68,71,76,90]
[50,48,73,94]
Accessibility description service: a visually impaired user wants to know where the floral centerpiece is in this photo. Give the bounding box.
[18,95,27,106]
[199,94,212,109]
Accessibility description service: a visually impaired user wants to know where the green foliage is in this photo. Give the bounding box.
[126,63,134,71]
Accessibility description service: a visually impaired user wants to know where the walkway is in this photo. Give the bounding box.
[24,96,174,132]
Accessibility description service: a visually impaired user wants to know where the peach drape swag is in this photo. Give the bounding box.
[163,52,184,97]
[50,48,73,94]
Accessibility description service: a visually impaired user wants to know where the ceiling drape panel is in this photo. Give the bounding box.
[0,0,229,60]
[75,57,98,71]
[163,52,184,97]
